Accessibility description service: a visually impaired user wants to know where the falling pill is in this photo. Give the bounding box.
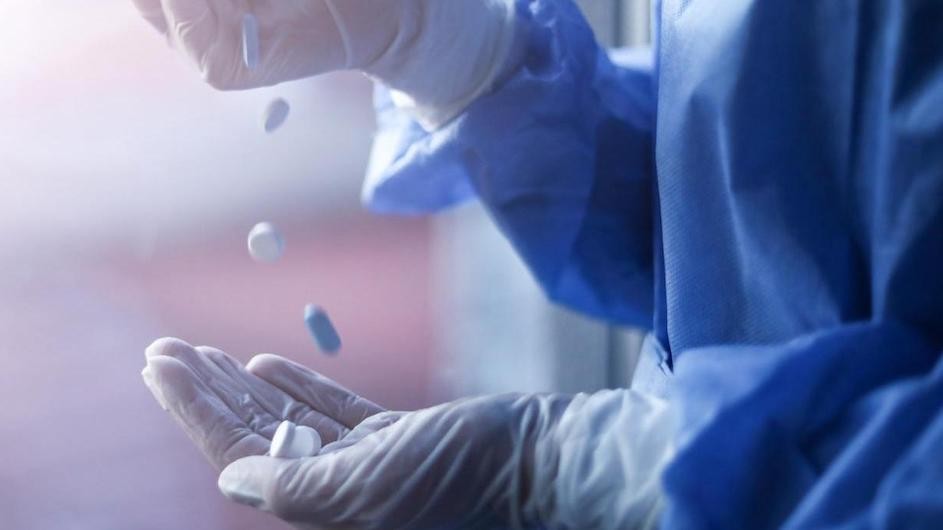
[242,13,259,70]
[262,98,290,133]
[304,304,342,354]
[247,222,285,263]
[270,421,322,459]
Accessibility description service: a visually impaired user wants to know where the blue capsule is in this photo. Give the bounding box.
[304,304,341,354]
[242,13,259,70]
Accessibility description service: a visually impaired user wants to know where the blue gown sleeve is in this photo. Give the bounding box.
[662,321,943,530]
[363,0,657,328]
[655,0,943,526]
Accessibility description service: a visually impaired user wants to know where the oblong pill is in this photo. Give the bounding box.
[242,13,259,70]
[262,98,290,133]
[247,222,285,263]
[304,304,342,354]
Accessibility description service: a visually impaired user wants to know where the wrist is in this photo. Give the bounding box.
[527,390,676,529]
[363,0,520,130]
[512,393,573,526]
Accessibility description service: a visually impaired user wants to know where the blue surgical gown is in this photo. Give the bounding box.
[363,0,943,527]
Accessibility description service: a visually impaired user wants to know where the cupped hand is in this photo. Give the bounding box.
[142,338,673,530]
[141,337,383,470]
[142,337,563,529]
[215,388,567,530]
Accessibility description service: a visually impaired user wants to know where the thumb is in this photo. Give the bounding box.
[219,441,389,526]
[218,456,285,510]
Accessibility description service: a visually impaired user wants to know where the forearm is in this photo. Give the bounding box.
[364,0,658,326]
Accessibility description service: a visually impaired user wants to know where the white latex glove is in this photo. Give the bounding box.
[131,0,517,128]
[142,338,675,529]
[141,338,384,469]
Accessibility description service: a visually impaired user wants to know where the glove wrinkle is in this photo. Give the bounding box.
[322,0,353,69]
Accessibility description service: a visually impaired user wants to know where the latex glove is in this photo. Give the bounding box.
[142,338,675,529]
[231,360,674,529]
[131,0,517,127]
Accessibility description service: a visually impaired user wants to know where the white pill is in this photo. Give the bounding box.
[270,421,322,459]
[262,98,290,133]
[247,222,285,263]
[304,304,342,354]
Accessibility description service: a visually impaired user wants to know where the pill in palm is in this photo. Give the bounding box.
[247,222,285,263]
[242,13,259,70]
[304,304,342,354]
[262,98,290,133]
[270,421,322,459]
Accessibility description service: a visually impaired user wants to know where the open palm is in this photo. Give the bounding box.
[142,338,384,470]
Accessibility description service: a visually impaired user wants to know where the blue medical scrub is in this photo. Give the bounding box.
[364,0,943,527]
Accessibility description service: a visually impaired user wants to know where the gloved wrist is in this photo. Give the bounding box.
[335,0,519,130]
[526,390,675,529]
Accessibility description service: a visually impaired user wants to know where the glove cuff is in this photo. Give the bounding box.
[361,0,519,130]
[526,390,675,529]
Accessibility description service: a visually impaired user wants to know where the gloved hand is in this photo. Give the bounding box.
[131,0,518,128]
[141,337,384,469]
[142,338,675,529]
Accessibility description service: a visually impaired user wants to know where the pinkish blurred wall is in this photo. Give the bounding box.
[0,213,439,530]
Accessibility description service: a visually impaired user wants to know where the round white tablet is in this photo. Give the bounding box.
[262,98,290,133]
[270,421,322,459]
[247,222,285,263]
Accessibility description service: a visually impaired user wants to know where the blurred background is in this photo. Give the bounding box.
[0,1,649,528]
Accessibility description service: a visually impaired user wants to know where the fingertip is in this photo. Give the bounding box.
[141,365,169,411]
[146,337,195,360]
[245,353,284,375]
[146,355,201,404]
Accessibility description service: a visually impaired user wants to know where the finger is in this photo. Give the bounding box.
[147,338,281,435]
[217,455,283,510]
[161,0,218,51]
[202,347,350,444]
[246,354,384,429]
[161,0,247,89]
[147,355,270,469]
[250,0,348,82]
[130,0,169,34]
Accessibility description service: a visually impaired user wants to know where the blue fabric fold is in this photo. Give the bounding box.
[360,0,943,526]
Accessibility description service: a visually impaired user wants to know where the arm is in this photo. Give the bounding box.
[662,321,943,529]
[365,0,658,328]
